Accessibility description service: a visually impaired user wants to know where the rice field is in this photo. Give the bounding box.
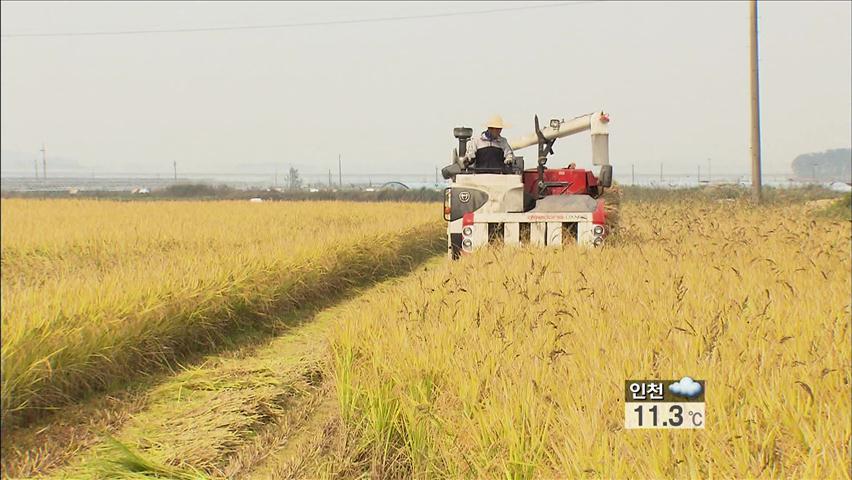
[319,200,851,479]
[1,195,850,479]
[0,199,444,430]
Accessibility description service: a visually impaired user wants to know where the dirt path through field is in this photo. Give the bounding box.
[2,304,325,478]
[1,383,152,477]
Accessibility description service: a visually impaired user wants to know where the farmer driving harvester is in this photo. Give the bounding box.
[463,115,515,172]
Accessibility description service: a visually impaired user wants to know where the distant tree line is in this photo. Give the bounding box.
[792,148,851,183]
[156,183,442,202]
[0,183,444,202]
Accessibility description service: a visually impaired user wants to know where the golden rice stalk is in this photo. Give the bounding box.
[601,183,622,235]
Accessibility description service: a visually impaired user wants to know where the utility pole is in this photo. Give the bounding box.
[749,0,763,202]
[328,169,332,188]
[708,158,712,183]
[40,144,47,179]
[173,160,177,181]
[631,164,635,186]
[435,166,438,184]
[338,154,342,188]
[34,155,39,179]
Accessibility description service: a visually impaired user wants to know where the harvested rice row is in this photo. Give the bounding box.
[27,260,441,480]
[1,200,444,430]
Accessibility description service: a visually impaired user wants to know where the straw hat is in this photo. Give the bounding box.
[484,115,510,129]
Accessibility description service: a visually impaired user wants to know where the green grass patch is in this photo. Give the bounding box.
[816,192,852,220]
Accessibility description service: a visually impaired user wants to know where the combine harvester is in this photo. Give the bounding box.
[441,112,614,259]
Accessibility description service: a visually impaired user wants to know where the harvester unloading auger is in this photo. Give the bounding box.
[441,111,620,259]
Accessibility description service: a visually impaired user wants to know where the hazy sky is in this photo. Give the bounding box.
[1,1,850,180]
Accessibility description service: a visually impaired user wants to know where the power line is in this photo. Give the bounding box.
[1,1,601,39]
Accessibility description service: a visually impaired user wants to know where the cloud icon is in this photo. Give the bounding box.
[669,376,702,398]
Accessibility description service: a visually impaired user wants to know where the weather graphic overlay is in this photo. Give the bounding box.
[625,377,706,429]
